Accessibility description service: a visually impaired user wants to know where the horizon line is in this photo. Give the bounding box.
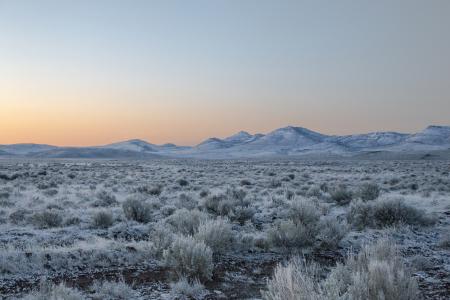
[1,124,448,148]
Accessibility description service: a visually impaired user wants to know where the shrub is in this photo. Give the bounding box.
[240,179,252,186]
[267,198,324,251]
[195,217,235,254]
[331,185,353,205]
[9,209,32,225]
[122,198,152,223]
[93,190,117,207]
[348,198,434,229]
[170,277,206,299]
[262,258,322,300]
[90,279,138,299]
[226,187,246,201]
[372,198,428,227]
[267,219,317,250]
[262,239,419,300]
[161,204,177,216]
[316,217,348,250]
[136,185,162,196]
[150,222,174,257]
[92,211,114,229]
[202,193,231,216]
[163,235,213,281]
[359,183,380,201]
[347,200,373,230]
[438,233,450,249]
[269,179,282,188]
[328,239,419,300]
[32,210,63,228]
[165,209,209,235]
[177,179,189,186]
[177,193,198,210]
[202,189,254,224]
[231,206,256,225]
[199,189,209,198]
[288,198,321,226]
[43,189,58,197]
[22,281,86,300]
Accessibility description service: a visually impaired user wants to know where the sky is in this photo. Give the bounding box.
[1,0,449,146]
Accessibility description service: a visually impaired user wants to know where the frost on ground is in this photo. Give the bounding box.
[0,159,449,299]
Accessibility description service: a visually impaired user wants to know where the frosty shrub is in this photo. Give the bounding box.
[288,197,321,227]
[177,193,198,210]
[0,191,10,199]
[43,189,58,197]
[316,217,349,251]
[202,189,254,224]
[170,276,206,299]
[199,189,210,198]
[22,281,86,300]
[122,197,152,223]
[195,217,235,254]
[306,186,322,199]
[166,208,209,235]
[161,204,177,217]
[177,178,189,186]
[269,178,282,188]
[231,205,256,225]
[325,239,419,300]
[150,222,174,257]
[202,193,228,215]
[240,179,252,186]
[347,200,373,230]
[92,211,114,229]
[359,183,380,201]
[32,210,63,228]
[331,185,353,205]
[348,198,434,229]
[163,235,213,281]
[267,219,317,250]
[267,198,323,251]
[439,233,450,249]
[93,190,117,207]
[226,187,247,201]
[262,258,323,300]
[136,184,162,196]
[90,279,138,300]
[262,239,419,300]
[9,208,32,225]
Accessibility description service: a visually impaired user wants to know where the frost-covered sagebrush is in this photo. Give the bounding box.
[163,235,213,281]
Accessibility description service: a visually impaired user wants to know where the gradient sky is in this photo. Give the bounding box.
[1,0,450,146]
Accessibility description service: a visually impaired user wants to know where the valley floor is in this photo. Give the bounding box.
[0,159,449,299]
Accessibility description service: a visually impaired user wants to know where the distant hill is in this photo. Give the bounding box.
[2,125,450,159]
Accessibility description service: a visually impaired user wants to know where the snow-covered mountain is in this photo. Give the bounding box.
[332,132,409,150]
[405,126,450,145]
[1,125,449,159]
[0,143,58,155]
[103,139,160,152]
[195,131,263,151]
[103,139,191,153]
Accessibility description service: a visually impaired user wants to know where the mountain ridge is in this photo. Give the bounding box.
[1,125,449,159]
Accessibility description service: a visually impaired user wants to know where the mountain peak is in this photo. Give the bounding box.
[270,126,326,138]
[224,131,252,142]
[235,130,251,136]
[124,139,151,145]
[424,125,450,131]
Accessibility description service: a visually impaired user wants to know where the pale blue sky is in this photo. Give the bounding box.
[1,0,449,145]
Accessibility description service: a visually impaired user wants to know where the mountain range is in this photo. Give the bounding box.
[1,125,450,159]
